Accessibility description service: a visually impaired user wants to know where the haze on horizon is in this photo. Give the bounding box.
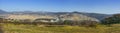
[0,0,120,14]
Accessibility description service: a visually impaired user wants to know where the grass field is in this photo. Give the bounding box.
[1,23,120,33]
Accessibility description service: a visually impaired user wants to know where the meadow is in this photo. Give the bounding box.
[1,23,120,33]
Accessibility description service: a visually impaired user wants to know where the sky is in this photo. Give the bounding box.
[0,0,120,14]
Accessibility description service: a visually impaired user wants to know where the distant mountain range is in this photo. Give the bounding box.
[0,9,7,14]
[0,9,112,21]
[46,12,112,20]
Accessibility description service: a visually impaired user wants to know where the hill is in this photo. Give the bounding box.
[0,9,7,14]
[0,10,111,21]
[49,12,111,20]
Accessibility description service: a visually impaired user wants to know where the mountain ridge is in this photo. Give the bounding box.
[0,10,111,20]
[0,9,7,14]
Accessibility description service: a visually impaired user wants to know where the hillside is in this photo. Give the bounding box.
[50,12,111,20]
[0,9,7,14]
[0,10,111,21]
[59,13,99,22]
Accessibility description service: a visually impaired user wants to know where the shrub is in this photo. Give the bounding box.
[79,20,99,27]
[62,20,73,25]
[62,20,99,27]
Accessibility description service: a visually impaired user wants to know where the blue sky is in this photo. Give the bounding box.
[0,0,120,14]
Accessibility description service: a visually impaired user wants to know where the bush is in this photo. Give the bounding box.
[62,20,99,27]
[79,20,99,27]
[62,20,73,25]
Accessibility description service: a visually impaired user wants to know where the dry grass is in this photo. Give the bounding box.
[1,24,120,33]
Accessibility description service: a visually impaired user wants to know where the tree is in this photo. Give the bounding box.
[62,20,99,27]
[102,14,120,26]
[79,20,98,27]
[0,18,3,22]
[63,20,73,25]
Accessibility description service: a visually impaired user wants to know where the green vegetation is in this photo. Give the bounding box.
[0,14,120,33]
[102,14,120,26]
[0,23,120,33]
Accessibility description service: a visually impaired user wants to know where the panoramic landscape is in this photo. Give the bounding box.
[0,0,120,33]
